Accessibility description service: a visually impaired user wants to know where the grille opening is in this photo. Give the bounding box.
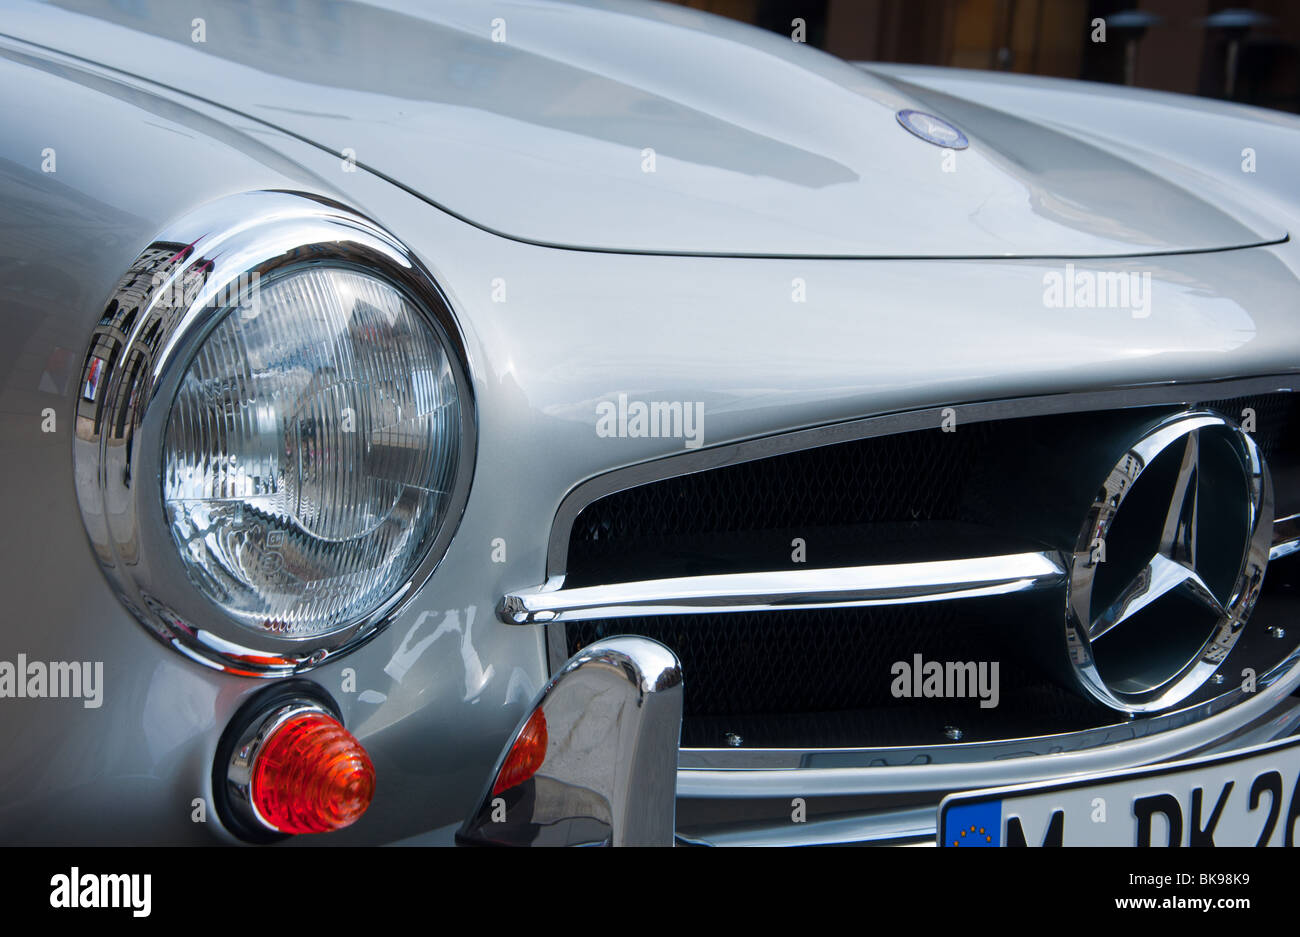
[566,592,1119,748]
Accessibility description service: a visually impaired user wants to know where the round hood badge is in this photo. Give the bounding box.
[895,109,969,149]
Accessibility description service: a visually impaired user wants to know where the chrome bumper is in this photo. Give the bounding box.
[457,637,683,846]
[459,639,1300,846]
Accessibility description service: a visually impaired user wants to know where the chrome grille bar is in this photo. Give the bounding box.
[1271,513,1300,561]
[498,551,1067,625]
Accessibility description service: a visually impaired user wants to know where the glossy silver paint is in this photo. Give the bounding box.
[0,0,1297,845]
[1,0,1289,258]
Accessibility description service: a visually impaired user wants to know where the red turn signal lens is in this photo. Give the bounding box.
[492,708,548,796]
[251,712,375,834]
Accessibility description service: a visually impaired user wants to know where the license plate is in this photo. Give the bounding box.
[938,736,1300,846]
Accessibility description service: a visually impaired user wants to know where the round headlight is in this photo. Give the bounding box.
[73,192,475,675]
[163,266,460,638]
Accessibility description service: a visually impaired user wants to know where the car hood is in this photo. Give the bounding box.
[4,0,1289,257]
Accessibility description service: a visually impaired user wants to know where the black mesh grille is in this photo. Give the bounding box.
[562,393,1300,748]
[1200,393,1298,460]
[565,420,1006,587]
[1202,392,1300,516]
[564,593,1117,747]
[572,420,1000,538]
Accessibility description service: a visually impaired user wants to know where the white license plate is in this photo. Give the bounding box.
[938,736,1300,846]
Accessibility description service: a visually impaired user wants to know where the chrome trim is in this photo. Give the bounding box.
[458,637,683,846]
[679,806,938,847]
[224,698,333,834]
[1271,512,1300,561]
[499,551,1065,625]
[676,644,1300,797]
[544,376,1295,580]
[72,190,477,676]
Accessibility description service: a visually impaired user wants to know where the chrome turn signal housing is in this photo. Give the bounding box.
[216,682,374,841]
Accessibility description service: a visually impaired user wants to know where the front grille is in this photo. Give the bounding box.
[561,392,1300,749]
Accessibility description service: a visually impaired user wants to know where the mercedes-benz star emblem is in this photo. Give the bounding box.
[1065,411,1273,714]
[895,109,969,149]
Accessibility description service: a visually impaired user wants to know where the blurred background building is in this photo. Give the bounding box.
[667,1,1300,113]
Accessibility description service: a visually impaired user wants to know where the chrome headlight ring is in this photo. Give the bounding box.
[73,190,476,676]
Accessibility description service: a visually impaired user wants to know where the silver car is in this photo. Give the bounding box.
[1,0,1299,848]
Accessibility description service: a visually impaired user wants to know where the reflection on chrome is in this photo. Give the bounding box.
[1272,512,1300,561]
[1065,411,1272,714]
[458,637,682,847]
[499,552,1067,625]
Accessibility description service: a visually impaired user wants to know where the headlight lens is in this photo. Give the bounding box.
[162,266,460,639]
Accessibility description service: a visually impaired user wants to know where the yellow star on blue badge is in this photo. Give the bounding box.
[942,800,1001,846]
